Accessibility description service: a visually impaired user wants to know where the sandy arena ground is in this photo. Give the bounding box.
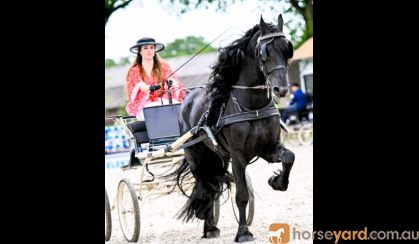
[105,144,313,243]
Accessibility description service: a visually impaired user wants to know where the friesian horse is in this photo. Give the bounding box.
[175,14,295,242]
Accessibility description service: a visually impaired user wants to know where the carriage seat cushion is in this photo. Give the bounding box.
[134,131,149,144]
[127,121,147,133]
[128,121,149,144]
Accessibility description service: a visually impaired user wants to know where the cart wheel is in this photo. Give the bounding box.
[280,129,287,145]
[298,124,313,146]
[213,195,220,225]
[287,130,301,146]
[231,171,255,226]
[105,189,112,241]
[117,178,140,242]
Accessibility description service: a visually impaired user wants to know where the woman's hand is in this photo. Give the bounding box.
[149,84,161,92]
[166,78,174,87]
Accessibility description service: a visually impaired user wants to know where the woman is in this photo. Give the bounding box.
[125,37,186,120]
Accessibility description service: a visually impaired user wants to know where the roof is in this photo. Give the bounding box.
[105,86,125,110]
[292,37,313,61]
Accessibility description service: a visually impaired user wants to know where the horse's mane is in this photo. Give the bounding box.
[205,23,293,125]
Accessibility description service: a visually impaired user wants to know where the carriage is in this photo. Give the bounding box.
[105,102,255,242]
[105,188,112,241]
[105,13,295,243]
[278,101,313,146]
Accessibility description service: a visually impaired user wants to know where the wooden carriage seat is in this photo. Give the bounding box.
[127,121,149,145]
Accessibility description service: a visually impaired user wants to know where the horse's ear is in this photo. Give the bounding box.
[259,15,268,34]
[277,14,284,32]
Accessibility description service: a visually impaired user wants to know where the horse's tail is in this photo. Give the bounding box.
[161,158,193,197]
[162,147,233,222]
[174,152,233,222]
[174,158,194,197]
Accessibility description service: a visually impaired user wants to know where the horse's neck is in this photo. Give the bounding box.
[237,54,261,84]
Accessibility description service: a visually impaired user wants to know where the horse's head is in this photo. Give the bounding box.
[255,14,294,97]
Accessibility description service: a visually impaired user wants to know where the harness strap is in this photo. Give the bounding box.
[267,64,287,74]
[231,92,274,113]
[176,133,208,150]
[231,85,270,89]
[222,106,280,126]
[176,106,279,150]
[257,32,286,43]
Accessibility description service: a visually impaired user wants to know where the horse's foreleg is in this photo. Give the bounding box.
[231,154,254,242]
[262,144,295,191]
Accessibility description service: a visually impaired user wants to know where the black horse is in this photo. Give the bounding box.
[175,14,295,242]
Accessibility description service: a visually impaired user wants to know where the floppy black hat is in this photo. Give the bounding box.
[129,37,165,54]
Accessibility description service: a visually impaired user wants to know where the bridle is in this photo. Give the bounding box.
[231,32,288,100]
[257,32,288,79]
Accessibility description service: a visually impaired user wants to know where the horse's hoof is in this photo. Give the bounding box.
[234,231,254,243]
[235,234,254,243]
[203,227,220,238]
[268,175,288,191]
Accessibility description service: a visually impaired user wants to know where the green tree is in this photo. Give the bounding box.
[105,57,133,68]
[105,0,134,25]
[105,0,312,45]
[105,58,117,68]
[160,0,313,48]
[286,0,312,47]
[105,0,312,53]
[159,36,217,58]
[118,57,132,66]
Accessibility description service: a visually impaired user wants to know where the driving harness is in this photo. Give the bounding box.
[177,31,288,153]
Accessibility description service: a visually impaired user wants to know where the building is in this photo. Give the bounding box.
[288,37,313,96]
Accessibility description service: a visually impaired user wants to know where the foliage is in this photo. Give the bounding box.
[105,0,312,47]
[117,106,128,116]
[159,0,313,48]
[118,57,132,66]
[105,0,134,25]
[105,59,117,68]
[105,57,133,68]
[161,0,232,13]
[159,36,217,58]
[285,0,313,48]
[105,0,313,63]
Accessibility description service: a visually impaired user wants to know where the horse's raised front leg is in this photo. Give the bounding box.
[202,196,220,238]
[262,143,295,191]
[231,153,254,243]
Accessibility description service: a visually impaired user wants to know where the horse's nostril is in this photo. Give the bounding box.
[273,87,280,92]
